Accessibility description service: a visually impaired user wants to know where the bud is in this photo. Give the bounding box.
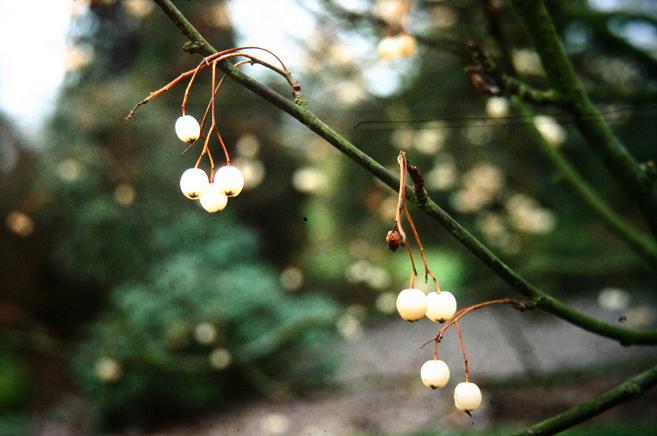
[386,230,401,252]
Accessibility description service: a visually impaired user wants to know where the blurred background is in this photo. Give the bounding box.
[1,0,657,434]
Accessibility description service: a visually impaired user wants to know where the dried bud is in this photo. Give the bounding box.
[469,72,499,96]
[386,230,401,252]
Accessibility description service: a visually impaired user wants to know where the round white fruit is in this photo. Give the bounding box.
[175,115,201,143]
[395,288,427,321]
[420,360,450,389]
[377,36,400,60]
[179,168,209,199]
[426,291,457,323]
[215,165,245,197]
[454,382,482,413]
[397,33,417,58]
[199,183,228,213]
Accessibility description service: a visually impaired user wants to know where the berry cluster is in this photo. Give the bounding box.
[175,115,244,213]
[396,289,482,414]
[389,151,484,415]
[395,280,482,414]
[127,47,301,213]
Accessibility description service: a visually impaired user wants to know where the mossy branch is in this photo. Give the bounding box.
[509,0,657,239]
[465,41,657,267]
[516,101,657,268]
[149,0,657,345]
[511,362,657,435]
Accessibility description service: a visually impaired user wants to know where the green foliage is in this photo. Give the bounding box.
[65,203,339,424]
[0,349,29,411]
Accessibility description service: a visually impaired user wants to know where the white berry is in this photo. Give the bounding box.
[397,33,417,58]
[179,168,209,200]
[395,288,427,321]
[426,291,457,323]
[199,183,228,213]
[420,360,450,389]
[377,36,400,60]
[378,34,417,60]
[454,382,482,414]
[175,115,201,143]
[215,165,245,197]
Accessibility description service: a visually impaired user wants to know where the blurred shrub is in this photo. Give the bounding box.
[0,349,29,411]
[35,144,339,425]
[68,208,339,425]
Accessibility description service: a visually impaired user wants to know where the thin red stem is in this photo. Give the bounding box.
[403,206,440,292]
[455,321,470,382]
[395,152,409,243]
[437,298,527,342]
[126,48,295,120]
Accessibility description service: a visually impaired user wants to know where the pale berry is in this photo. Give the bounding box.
[454,382,482,414]
[199,183,228,213]
[395,288,427,321]
[377,36,400,60]
[426,291,457,323]
[179,168,209,200]
[397,33,417,58]
[175,115,201,143]
[420,359,450,389]
[215,165,245,197]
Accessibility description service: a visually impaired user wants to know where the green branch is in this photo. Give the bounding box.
[473,6,657,267]
[509,0,657,238]
[512,362,657,435]
[516,101,657,268]
[148,0,657,345]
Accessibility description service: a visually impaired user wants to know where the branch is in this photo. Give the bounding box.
[149,0,657,345]
[509,0,657,239]
[471,12,657,267]
[513,362,657,435]
[516,101,657,268]
[466,42,564,105]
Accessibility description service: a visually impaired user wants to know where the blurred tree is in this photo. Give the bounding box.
[1,0,339,429]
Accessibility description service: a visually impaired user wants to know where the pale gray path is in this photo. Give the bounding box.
[147,298,657,436]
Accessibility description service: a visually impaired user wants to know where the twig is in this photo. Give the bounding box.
[437,298,531,342]
[512,362,657,435]
[403,207,440,291]
[400,154,440,291]
[477,2,657,268]
[393,151,419,286]
[126,50,299,120]
[424,298,531,351]
[516,101,657,268]
[182,60,249,156]
[394,152,409,244]
[455,322,470,382]
[510,0,657,238]
[466,41,563,105]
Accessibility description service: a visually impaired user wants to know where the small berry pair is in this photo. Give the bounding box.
[395,288,457,323]
[420,360,482,414]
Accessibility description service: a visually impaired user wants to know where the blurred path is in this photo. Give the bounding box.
[152,298,657,435]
